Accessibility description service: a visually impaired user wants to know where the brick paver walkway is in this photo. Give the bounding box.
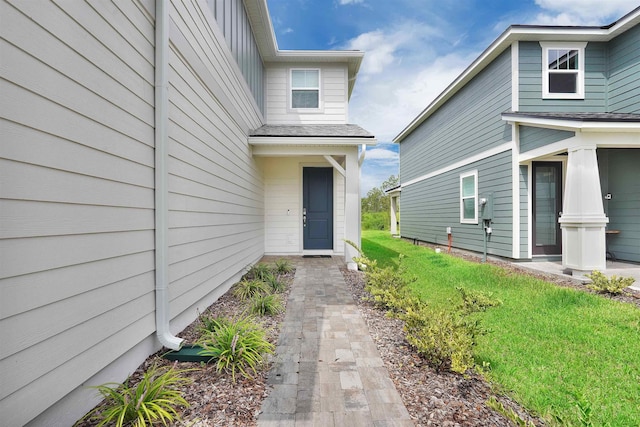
[258,256,413,426]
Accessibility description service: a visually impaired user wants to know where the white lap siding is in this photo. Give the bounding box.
[0,1,264,426]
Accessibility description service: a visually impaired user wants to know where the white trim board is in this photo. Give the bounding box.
[401,142,512,188]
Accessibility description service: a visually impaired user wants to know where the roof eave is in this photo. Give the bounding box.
[502,113,640,133]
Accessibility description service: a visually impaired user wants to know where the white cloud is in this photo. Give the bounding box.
[365,147,398,161]
[339,0,364,4]
[533,0,637,25]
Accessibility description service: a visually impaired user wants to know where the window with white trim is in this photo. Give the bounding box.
[460,171,478,224]
[540,42,587,99]
[291,69,320,109]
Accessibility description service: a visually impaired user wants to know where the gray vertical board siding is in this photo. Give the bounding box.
[519,41,608,112]
[209,0,265,113]
[519,165,529,258]
[0,1,265,426]
[0,1,157,425]
[608,24,640,113]
[519,126,575,153]
[399,49,512,183]
[598,149,640,263]
[401,150,514,258]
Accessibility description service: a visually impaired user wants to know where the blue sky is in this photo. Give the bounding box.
[266,0,639,195]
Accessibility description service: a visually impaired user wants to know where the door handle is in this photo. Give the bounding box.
[303,208,307,227]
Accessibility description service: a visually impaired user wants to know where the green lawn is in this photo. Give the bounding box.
[361,231,640,425]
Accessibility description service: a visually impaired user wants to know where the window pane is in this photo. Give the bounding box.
[549,72,577,93]
[292,90,319,108]
[535,166,558,246]
[462,175,475,197]
[548,49,578,70]
[463,198,475,220]
[292,70,319,88]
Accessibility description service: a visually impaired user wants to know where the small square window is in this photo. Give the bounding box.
[460,171,478,224]
[540,42,586,99]
[291,69,320,109]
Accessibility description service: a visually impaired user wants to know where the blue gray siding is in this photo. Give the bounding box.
[401,150,513,258]
[209,0,265,113]
[519,126,575,153]
[598,149,640,263]
[608,24,640,113]
[519,41,608,112]
[400,49,512,182]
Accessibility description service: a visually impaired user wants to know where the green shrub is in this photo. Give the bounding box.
[198,314,232,336]
[245,263,272,281]
[363,255,418,313]
[487,396,536,427]
[233,279,267,300]
[362,211,390,231]
[399,287,500,374]
[198,317,274,382]
[248,292,284,316]
[586,270,634,295]
[263,273,286,293]
[80,362,191,427]
[274,258,293,274]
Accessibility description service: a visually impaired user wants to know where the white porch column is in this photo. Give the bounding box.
[558,144,608,275]
[390,193,399,235]
[344,149,360,270]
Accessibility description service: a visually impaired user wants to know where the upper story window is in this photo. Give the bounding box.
[540,42,587,99]
[460,170,478,224]
[291,69,320,109]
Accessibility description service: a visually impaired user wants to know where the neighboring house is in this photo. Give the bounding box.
[394,7,640,274]
[0,1,374,425]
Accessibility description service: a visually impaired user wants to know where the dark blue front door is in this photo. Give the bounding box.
[303,167,333,250]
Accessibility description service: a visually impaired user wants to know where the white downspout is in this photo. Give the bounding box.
[155,0,183,350]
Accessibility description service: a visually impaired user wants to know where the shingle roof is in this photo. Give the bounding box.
[250,124,374,138]
[503,112,640,122]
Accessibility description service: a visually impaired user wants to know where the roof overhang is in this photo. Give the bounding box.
[393,6,640,143]
[244,0,364,98]
[502,112,640,133]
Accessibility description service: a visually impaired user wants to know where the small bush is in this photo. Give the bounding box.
[245,263,272,281]
[487,396,536,427]
[198,317,274,382]
[274,258,293,274]
[80,362,191,427]
[248,292,284,316]
[263,273,286,293]
[586,270,634,295]
[233,279,267,300]
[364,255,418,313]
[198,314,233,336]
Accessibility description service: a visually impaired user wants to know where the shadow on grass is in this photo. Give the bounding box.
[361,237,400,269]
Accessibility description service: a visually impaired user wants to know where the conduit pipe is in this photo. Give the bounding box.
[155,0,183,350]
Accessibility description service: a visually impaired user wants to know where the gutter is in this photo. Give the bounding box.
[155,0,183,350]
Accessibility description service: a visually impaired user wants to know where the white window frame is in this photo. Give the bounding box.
[540,42,587,100]
[460,170,478,224]
[290,68,321,110]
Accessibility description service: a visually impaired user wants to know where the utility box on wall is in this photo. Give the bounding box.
[479,193,493,221]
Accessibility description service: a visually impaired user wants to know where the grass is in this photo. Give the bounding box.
[361,230,640,426]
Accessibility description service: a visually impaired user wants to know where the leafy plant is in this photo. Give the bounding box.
[79,362,191,427]
[487,396,536,427]
[274,258,293,275]
[245,263,272,281]
[198,317,274,382]
[248,292,284,316]
[233,279,267,300]
[263,273,286,293]
[198,314,233,336]
[586,270,634,295]
[364,255,418,313]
